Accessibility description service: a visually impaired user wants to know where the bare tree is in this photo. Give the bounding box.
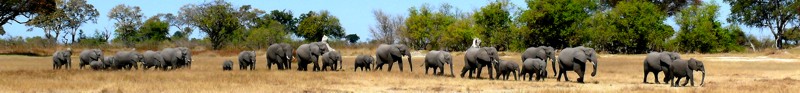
[369,9,404,44]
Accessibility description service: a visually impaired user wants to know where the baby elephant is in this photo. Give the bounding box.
[669,58,706,87]
[424,50,453,76]
[89,61,106,70]
[354,55,374,72]
[239,51,256,70]
[520,58,548,81]
[321,51,342,71]
[222,60,233,71]
[495,60,520,80]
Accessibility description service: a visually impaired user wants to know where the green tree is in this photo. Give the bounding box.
[599,0,698,16]
[62,0,98,44]
[726,0,798,49]
[344,34,359,43]
[265,10,297,33]
[674,3,742,53]
[1,0,57,35]
[179,0,242,50]
[108,4,143,47]
[403,4,457,50]
[581,0,673,53]
[245,20,287,49]
[474,0,511,50]
[139,16,170,42]
[297,10,344,41]
[518,0,596,49]
[442,13,478,51]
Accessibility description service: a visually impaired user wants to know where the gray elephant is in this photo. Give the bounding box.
[354,55,374,72]
[266,43,293,70]
[643,52,681,84]
[521,46,556,76]
[112,51,143,70]
[424,50,454,76]
[495,60,520,80]
[103,56,114,69]
[556,46,598,83]
[239,51,257,70]
[79,49,103,69]
[668,58,705,87]
[52,49,73,69]
[176,47,193,68]
[223,60,233,71]
[321,51,342,71]
[142,50,165,70]
[295,42,329,71]
[89,61,105,70]
[160,48,190,70]
[520,58,547,81]
[374,44,413,72]
[460,47,500,79]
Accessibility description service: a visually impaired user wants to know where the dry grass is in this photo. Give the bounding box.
[1,49,799,92]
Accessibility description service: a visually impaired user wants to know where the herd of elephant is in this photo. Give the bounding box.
[50,42,705,87]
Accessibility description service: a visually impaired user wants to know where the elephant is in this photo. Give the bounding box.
[223,60,233,71]
[266,43,293,70]
[52,49,73,69]
[103,56,114,69]
[176,47,193,68]
[668,58,705,87]
[556,46,598,83]
[160,48,190,70]
[643,52,681,84]
[295,42,329,71]
[89,61,106,70]
[112,51,143,70]
[460,47,500,79]
[520,58,547,81]
[321,51,343,71]
[142,50,165,70]
[374,44,413,72]
[521,46,556,76]
[354,55,374,72]
[79,49,103,69]
[424,50,454,76]
[495,60,520,80]
[239,51,257,70]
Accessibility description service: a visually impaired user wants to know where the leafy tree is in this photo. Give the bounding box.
[139,16,170,42]
[726,0,798,49]
[297,10,344,41]
[600,0,699,16]
[179,0,242,50]
[265,10,297,33]
[674,3,742,53]
[474,0,511,50]
[108,4,143,47]
[403,4,457,50]
[344,34,359,43]
[245,20,287,49]
[518,0,596,49]
[62,0,98,44]
[441,13,478,51]
[1,0,57,35]
[581,0,673,53]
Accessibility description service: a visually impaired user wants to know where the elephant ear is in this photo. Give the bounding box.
[390,46,402,57]
[573,50,588,63]
[477,48,491,62]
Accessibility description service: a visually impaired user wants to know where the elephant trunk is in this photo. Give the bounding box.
[700,70,705,86]
[591,61,597,77]
[408,55,413,72]
[449,63,454,77]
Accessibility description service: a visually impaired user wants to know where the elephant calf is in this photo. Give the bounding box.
[520,58,547,81]
[495,60,520,80]
[668,58,705,87]
[321,51,342,71]
[424,50,454,76]
[239,51,257,70]
[223,60,233,71]
[52,49,73,69]
[354,55,374,72]
[89,61,106,70]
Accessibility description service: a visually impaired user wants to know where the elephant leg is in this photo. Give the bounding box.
[398,60,404,72]
[387,62,395,72]
[460,67,469,78]
[425,66,429,74]
[654,71,661,84]
[643,71,650,83]
[683,76,691,86]
[575,64,585,83]
[487,64,494,80]
[267,61,273,70]
[476,64,484,78]
[438,66,445,75]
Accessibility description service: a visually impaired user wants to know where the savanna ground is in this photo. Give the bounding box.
[1,48,800,92]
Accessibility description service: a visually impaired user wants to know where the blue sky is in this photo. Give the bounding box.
[0,0,772,42]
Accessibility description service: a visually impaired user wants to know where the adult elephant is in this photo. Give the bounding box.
[374,44,413,72]
[142,50,165,70]
[266,43,293,70]
[460,47,500,79]
[176,47,193,68]
[424,50,454,76]
[112,51,143,70]
[239,51,257,70]
[321,51,342,71]
[643,52,681,84]
[52,49,73,69]
[520,46,556,76]
[79,49,103,69]
[295,42,329,71]
[160,48,190,70]
[668,58,705,87]
[556,46,598,83]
